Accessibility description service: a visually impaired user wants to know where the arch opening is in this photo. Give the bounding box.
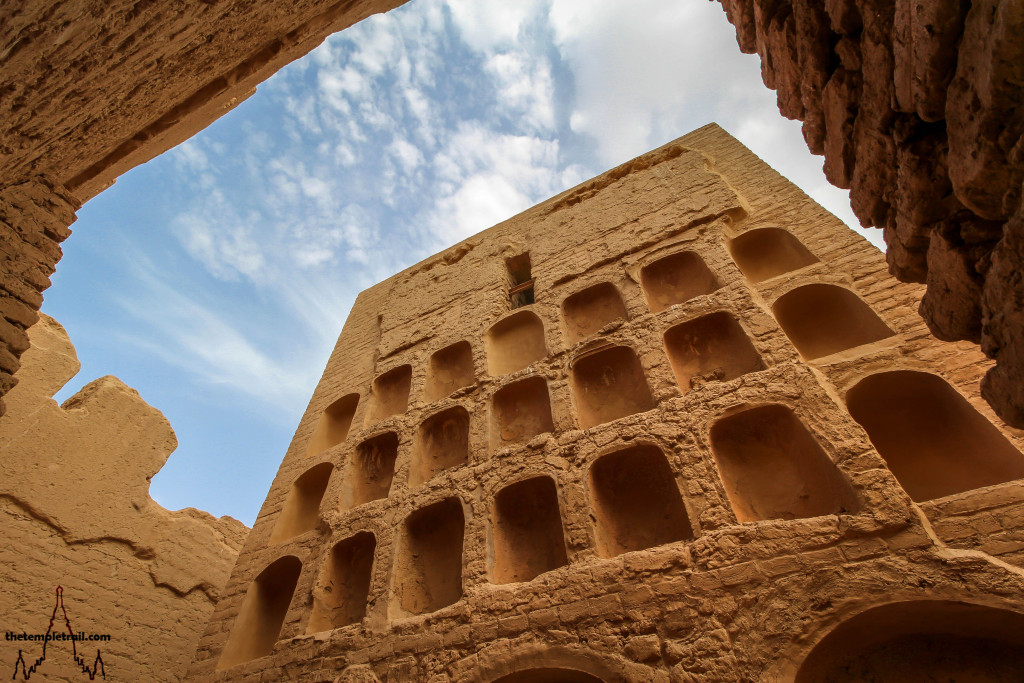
[490,376,554,451]
[424,341,475,402]
[306,393,358,456]
[390,497,465,618]
[217,555,302,669]
[588,444,693,557]
[410,406,470,487]
[795,601,1024,682]
[307,532,376,633]
[490,476,568,584]
[269,462,333,544]
[561,282,628,344]
[640,251,720,313]
[570,345,655,428]
[492,669,607,683]
[709,405,858,522]
[846,371,1024,501]
[340,432,398,510]
[729,227,819,283]
[366,365,412,424]
[486,310,548,376]
[664,311,763,394]
[772,283,894,360]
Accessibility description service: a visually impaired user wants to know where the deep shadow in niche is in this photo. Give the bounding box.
[729,227,819,283]
[269,462,333,544]
[561,282,628,344]
[424,341,475,402]
[490,476,568,584]
[340,432,398,510]
[491,669,606,683]
[640,251,720,313]
[710,405,858,522]
[795,601,1024,682]
[307,393,358,456]
[410,406,470,487]
[846,371,1024,501]
[663,311,764,394]
[570,345,655,428]
[390,498,465,618]
[217,555,302,669]
[307,531,376,633]
[772,283,894,360]
[588,444,693,557]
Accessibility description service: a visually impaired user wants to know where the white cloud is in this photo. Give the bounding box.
[446,0,546,52]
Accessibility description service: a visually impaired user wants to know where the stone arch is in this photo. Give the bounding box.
[794,600,1024,682]
[459,642,649,683]
[846,370,1024,501]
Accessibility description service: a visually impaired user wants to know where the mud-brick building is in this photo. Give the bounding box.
[188,124,1024,682]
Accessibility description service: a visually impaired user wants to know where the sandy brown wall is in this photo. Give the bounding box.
[0,314,248,681]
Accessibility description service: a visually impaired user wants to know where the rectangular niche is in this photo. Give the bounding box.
[307,393,358,456]
[710,405,859,523]
[306,532,376,633]
[485,310,548,376]
[269,462,334,544]
[409,406,470,487]
[664,311,764,394]
[570,345,655,428]
[588,444,693,557]
[490,476,568,584]
[390,498,465,618]
[561,282,628,344]
[340,432,399,510]
[489,376,555,451]
[366,365,412,424]
[424,341,475,402]
[728,227,820,283]
[640,251,720,313]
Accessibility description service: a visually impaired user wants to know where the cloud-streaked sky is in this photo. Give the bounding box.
[42,0,882,526]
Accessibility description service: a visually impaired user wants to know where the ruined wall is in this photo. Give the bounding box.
[0,314,248,681]
[189,125,1024,682]
[714,0,1024,426]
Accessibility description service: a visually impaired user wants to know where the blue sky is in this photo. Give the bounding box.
[42,0,882,526]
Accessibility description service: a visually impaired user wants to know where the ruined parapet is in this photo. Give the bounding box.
[190,125,1024,681]
[0,314,249,681]
[714,0,1024,426]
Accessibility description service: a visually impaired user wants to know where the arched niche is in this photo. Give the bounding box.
[389,497,465,618]
[269,462,333,544]
[570,345,655,429]
[490,376,555,451]
[306,393,358,456]
[795,601,1024,682]
[424,340,475,402]
[663,311,763,394]
[772,283,894,360]
[709,405,858,522]
[486,310,548,376]
[217,555,302,669]
[492,670,606,683]
[366,365,412,424]
[307,531,376,633]
[640,251,720,313]
[561,282,628,344]
[490,476,568,584]
[728,227,819,283]
[588,444,693,557]
[409,406,470,487]
[340,432,398,510]
[846,371,1024,501]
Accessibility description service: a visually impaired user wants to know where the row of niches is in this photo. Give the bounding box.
[306,278,898,466]
[223,378,1024,669]
[271,370,1024,545]
[303,227,833,459]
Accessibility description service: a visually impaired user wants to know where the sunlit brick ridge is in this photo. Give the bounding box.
[189,126,1024,682]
